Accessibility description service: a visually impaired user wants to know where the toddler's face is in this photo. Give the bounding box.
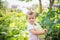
[27,14,36,24]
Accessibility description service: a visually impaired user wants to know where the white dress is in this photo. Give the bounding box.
[27,23,40,40]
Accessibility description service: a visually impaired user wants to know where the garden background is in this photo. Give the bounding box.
[0,0,60,40]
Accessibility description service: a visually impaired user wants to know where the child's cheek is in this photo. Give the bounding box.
[28,19,31,22]
[33,19,36,21]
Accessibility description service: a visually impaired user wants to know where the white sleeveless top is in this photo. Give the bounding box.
[27,23,40,40]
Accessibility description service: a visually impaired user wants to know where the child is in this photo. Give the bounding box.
[26,10,47,40]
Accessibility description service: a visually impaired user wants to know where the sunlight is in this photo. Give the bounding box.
[2,0,49,13]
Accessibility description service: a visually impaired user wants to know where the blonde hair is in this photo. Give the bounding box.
[26,10,36,19]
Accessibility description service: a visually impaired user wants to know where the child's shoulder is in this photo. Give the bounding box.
[27,23,34,30]
[27,23,33,28]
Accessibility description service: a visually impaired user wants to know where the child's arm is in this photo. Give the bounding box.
[30,29,47,35]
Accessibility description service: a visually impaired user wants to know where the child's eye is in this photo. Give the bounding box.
[29,17,35,20]
[32,18,34,19]
[29,18,31,19]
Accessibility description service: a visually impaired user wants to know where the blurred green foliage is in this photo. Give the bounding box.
[0,0,60,40]
[37,8,60,40]
[0,9,28,40]
[0,7,60,40]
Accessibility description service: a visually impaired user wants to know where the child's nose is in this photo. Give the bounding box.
[31,19,33,20]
